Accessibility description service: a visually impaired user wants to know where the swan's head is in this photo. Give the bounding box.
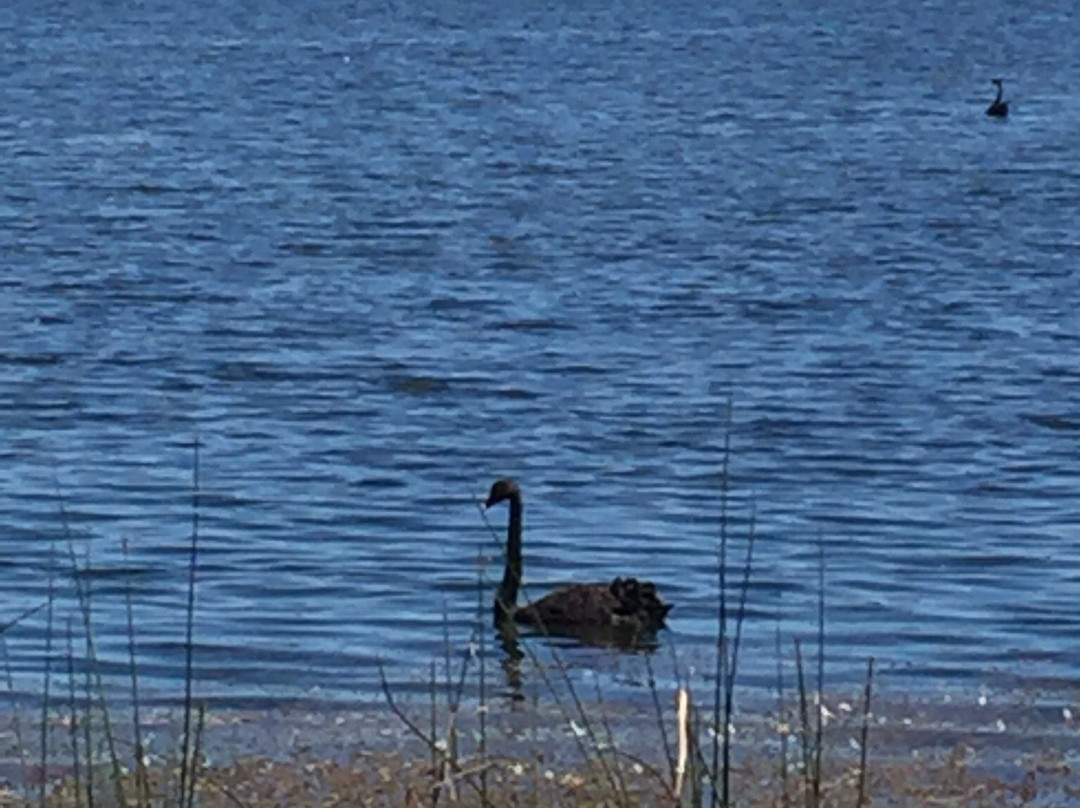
[485,477,521,508]
[991,78,1003,88]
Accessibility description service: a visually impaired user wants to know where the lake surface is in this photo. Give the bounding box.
[2,0,1079,707]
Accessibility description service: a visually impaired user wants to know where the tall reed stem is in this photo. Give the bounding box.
[58,487,126,808]
[179,438,202,808]
[2,636,30,801]
[794,639,812,808]
[775,597,788,808]
[856,657,875,808]
[710,398,732,808]
[123,537,150,808]
[38,539,57,808]
[65,619,83,808]
[813,533,825,808]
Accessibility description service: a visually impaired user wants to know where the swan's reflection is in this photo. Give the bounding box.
[494,616,663,702]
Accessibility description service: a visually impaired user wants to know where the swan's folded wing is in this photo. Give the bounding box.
[517,584,619,628]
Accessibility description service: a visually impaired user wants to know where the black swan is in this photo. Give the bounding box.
[484,478,672,635]
[986,79,1008,118]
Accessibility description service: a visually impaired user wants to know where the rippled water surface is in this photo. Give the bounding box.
[2,0,1080,705]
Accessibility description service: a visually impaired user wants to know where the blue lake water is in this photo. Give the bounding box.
[2,0,1079,706]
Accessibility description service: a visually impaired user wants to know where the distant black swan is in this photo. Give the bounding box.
[484,478,672,636]
[986,79,1009,118]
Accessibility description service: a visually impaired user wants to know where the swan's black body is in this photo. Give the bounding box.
[986,79,1008,118]
[484,478,671,638]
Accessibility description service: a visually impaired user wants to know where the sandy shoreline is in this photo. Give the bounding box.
[2,680,1078,806]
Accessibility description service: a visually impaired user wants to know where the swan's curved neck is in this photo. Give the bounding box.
[994,84,1003,104]
[495,494,523,623]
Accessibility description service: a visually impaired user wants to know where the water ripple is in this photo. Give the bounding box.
[2,0,1079,705]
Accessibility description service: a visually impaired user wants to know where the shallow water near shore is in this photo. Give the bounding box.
[2,0,1080,707]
